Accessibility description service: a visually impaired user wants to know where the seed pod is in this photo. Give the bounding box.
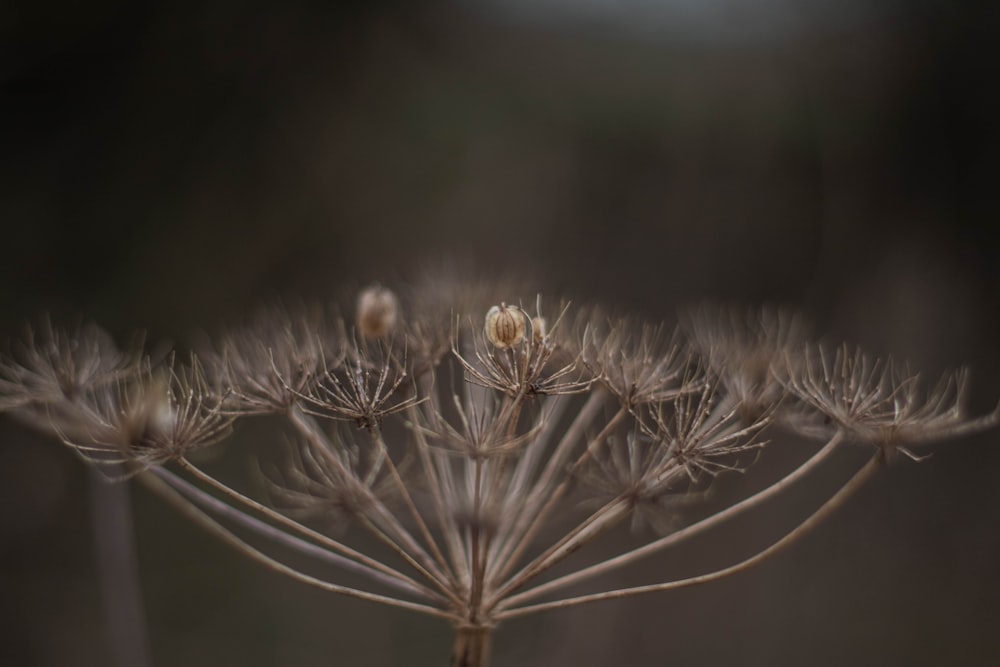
[485,304,526,349]
[357,284,399,339]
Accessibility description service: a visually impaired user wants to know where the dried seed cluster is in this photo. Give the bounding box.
[1,280,995,667]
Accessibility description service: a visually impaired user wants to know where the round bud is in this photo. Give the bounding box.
[357,284,399,339]
[485,304,526,349]
[531,316,547,344]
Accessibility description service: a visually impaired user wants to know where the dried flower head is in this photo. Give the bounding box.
[50,356,232,474]
[455,299,590,399]
[300,338,420,429]
[783,343,997,457]
[582,319,695,410]
[206,302,343,414]
[2,283,996,667]
[0,319,141,414]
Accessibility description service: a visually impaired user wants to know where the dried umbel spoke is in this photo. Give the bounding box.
[2,282,996,667]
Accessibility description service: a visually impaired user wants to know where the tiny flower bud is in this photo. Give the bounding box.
[485,304,526,349]
[357,284,399,339]
[531,316,547,344]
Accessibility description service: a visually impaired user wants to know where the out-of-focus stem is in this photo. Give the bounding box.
[88,466,153,667]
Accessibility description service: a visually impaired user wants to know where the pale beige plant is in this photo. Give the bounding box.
[1,284,996,667]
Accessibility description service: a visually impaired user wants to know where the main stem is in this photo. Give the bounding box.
[451,625,493,667]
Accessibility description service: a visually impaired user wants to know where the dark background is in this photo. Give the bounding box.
[1,1,998,665]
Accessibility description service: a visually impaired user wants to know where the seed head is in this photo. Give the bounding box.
[357,284,399,339]
[3,278,996,667]
[485,304,526,349]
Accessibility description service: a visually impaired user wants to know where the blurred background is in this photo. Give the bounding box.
[1,1,998,665]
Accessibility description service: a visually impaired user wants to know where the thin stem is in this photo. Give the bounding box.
[496,395,569,510]
[500,432,843,608]
[482,396,569,578]
[496,445,882,620]
[486,498,628,607]
[469,456,485,611]
[356,511,467,609]
[140,467,460,621]
[371,424,456,586]
[287,407,455,591]
[491,404,626,585]
[473,392,529,609]
[521,391,608,514]
[156,465,438,600]
[488,391,606,572]
[407,403,468,588]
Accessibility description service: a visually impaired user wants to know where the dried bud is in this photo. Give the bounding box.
[485,304,526,349]
[357,284,399,339]
[531,316,547,344]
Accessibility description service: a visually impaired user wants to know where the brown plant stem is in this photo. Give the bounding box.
[141,468,460,620]
[158,464,438,599]
[496,446,883,620]
[287,407,456,594]
[486,391,607,575]
[89,466,153,667]
[490,403,626,585]
[451,625,493,667]
[499,432,844,609]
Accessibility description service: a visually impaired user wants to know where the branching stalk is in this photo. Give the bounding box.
[156,465,437,599]
[496,446,882,620]
[500,432,843,608]
[141,467,460,620]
